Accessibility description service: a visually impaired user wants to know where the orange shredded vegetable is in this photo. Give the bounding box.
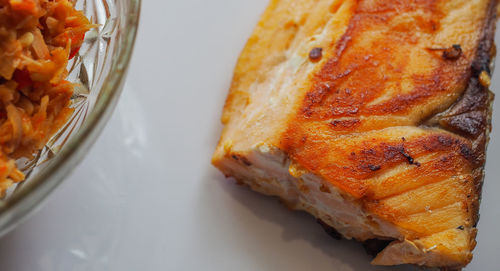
[0,0,92,196]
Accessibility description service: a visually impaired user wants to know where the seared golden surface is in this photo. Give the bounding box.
[213,0,497,269]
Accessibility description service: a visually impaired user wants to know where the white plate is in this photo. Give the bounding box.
[0,1,498,270]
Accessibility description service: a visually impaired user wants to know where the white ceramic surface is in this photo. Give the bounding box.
[0,1,498,270]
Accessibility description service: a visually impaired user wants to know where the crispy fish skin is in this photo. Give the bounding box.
[212,0,497,269]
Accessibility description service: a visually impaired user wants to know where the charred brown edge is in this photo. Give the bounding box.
[439,0,498,228]
[316,0,498,261]
[220,0,497,266]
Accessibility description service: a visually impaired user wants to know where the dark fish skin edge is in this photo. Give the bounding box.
[438,0,497,228]
[318,0,498,265]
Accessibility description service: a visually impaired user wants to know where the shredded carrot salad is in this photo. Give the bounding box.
[0,0,91,195]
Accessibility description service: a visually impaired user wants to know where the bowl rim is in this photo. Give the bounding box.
[0,0,141,235]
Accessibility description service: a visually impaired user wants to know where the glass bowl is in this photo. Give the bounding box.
[0,0,140,237]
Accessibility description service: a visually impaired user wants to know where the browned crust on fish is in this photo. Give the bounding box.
[282,0,496,199]
[213,0,498,269]
[276,0,497,268]
[436,0,497,228]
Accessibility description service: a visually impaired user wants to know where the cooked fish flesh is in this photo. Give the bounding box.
[212,0,497,269]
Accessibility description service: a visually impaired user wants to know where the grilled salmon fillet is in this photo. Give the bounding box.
[212,0,497,269]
